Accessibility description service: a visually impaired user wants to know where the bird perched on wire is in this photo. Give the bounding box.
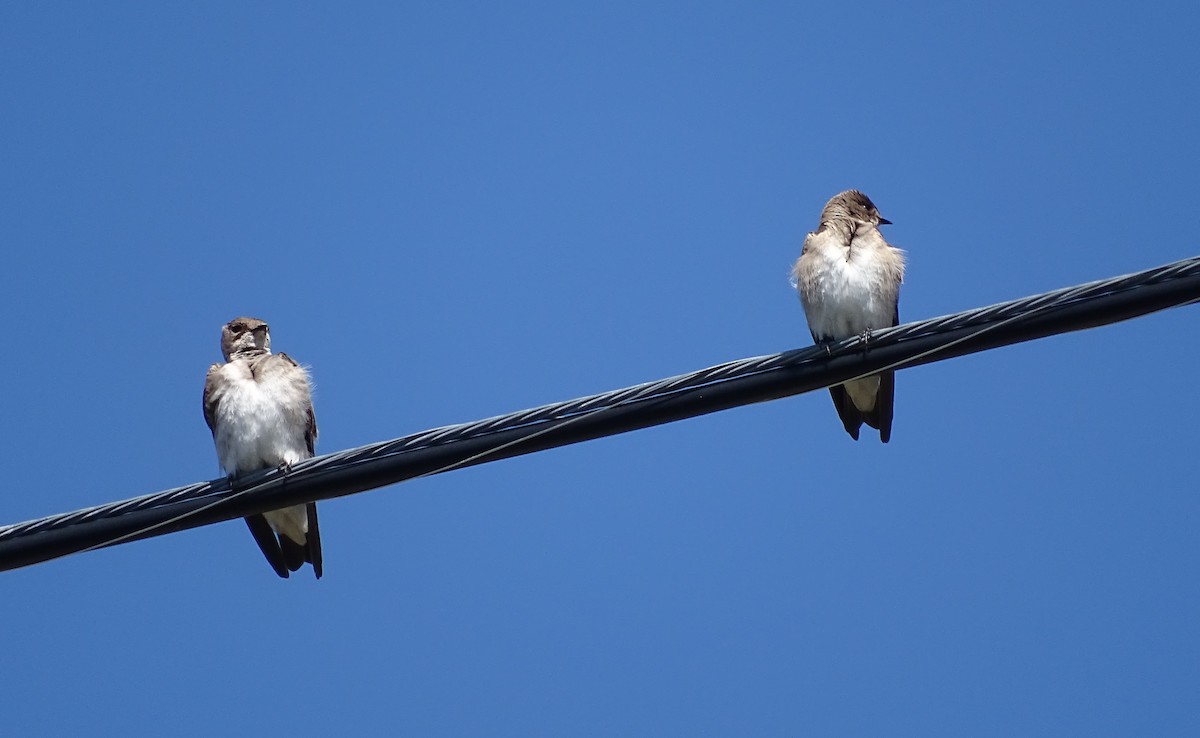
[202,317,323,578]
[792,190,905,442]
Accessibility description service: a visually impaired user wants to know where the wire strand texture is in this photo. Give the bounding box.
[2,255,1198,572]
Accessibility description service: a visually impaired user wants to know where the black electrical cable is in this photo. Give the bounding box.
[1,255,1198,573]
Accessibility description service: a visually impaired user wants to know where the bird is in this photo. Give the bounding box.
[791,190,905,442]
[202,317,323,578]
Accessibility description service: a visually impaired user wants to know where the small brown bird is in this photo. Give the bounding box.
[792,190,905,442]
[202,317,323,578]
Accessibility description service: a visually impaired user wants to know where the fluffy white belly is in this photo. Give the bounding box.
[213,376,307,476]
[803,256,895,339]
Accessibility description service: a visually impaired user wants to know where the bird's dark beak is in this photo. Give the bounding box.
[878,217,892,226]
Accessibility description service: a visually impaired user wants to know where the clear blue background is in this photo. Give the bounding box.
[2,2,1197,735]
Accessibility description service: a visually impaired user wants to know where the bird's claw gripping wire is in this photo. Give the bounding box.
[858,327,874,346]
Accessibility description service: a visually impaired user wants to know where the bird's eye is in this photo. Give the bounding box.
[230,323,245,334]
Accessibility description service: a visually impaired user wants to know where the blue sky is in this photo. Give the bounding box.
[2,2,1197,735]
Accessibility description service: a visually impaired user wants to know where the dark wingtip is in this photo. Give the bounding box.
[306,502,323,580]
[245,515,290,578]
[279,534,307,572]
[829,386,864,441]
[875,370,895,444]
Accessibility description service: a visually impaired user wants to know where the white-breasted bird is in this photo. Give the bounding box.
[203,317,322,578]
[792,190,905,442]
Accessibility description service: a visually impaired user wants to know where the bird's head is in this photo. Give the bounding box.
[821,189,891,227]
[220,317,271,361]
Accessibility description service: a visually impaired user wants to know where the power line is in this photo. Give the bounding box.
[1,255,1198,573]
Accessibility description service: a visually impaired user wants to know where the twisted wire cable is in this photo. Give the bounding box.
[2,255,1198,572]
